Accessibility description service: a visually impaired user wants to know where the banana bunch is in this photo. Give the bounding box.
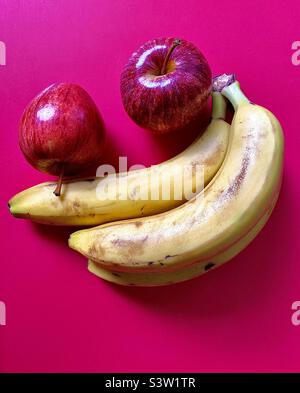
[8,93,229,226]
[69,75,284,286]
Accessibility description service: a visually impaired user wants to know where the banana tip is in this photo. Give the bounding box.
[8,201,19,217]
[68,235,74,248]
[68,233,78,250]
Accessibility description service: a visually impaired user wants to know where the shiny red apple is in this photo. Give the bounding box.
[19,83,105,195]
[120,37,212,134]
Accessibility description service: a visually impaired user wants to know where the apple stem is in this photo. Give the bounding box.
[160,39,181,75]
[53,168,64,197]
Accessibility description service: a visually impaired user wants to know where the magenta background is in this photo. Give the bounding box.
[1,0,300,372]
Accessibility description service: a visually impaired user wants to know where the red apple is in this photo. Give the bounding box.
[120,37,212,134]
[19,83,105,195]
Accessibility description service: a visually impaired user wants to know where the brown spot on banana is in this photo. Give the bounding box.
[204,262,215,271]
[88,243,106,258]
[133,221,143,228]
[223,155,249,198]
[73,200,81,209]
[111,236,149,260]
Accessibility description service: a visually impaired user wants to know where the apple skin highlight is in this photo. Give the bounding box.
[19,83,106,177]
[120,37,212,134]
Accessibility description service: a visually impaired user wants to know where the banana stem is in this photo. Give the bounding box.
[211,92,227,120]
[212,74,250,110]
[53,169,64,197]
[222,81,250,110]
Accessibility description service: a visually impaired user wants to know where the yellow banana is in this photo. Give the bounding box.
[9,93,229,226]
[87,191,278,286]
[69,76,284,280]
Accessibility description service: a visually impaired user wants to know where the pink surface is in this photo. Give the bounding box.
[1,0,300,372]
